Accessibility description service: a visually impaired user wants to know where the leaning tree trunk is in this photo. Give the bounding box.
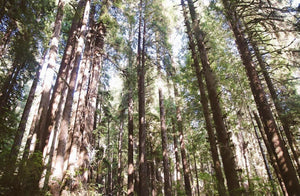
[185,0,240,194]
[222,0,300,194]
[48,1,90,195]
[253,111,287,195]
[35,0,86,159]
[10,66,41,165]
[31,0,65,153]
[181,2,227,195]
[249,38,300,175]
[249,110,278,195]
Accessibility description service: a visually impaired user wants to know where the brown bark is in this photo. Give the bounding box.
[137,0,149,194]
[127,23,135,196]
[250,39,300,175]
[31,0,65,153]
[222,0,300,194]
[48,1,90,195]
[181,3,227,194]
[184,0,240,194]
[249,110,278,195]
[77,17,106,186]
[127,86,134,196]
[63,9,93,184]
[253,111,287,195]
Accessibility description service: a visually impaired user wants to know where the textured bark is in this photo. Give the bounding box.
[184,0,240,194]
[249,110,278,195]
[253,111,287,195]
[77,18,106,186]
[250,39,300,175]
[32,0,65,153]
[37,0,86,160]
[137,0,149,194]
[181,4,227,195]
[126,24,135,195]
[127,86,134,196]
[222,0,300,194]
[48,1,90,195]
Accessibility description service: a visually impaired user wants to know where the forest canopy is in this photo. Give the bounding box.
[0,0,299,195]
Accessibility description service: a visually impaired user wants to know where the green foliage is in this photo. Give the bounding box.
[0,152,44,196]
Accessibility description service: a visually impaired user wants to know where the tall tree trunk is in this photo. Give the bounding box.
[184,0,240,194]
[249,39,300,175]
[10,66,41,165]
[127,86,134,196]
[137,0,148,194]
[48,1,90,195]
[156,43,172,196]
[0,61,22,111]
[181,3,227,194]
[249,110,278,195]
[31,0,65,152]
[193,155,200,196]
[62,6,93,186]
[37,0,86,158]
[253,111,287,195]
[117,110,125,196]
[222,0,300,194]
[172,121,181,185]
[173,85,192,196]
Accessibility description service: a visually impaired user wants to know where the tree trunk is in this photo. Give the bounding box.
[31,0,65,153]
[253,111,287,195]
[156,42,172,196]
[222,1,300,194]
[184,0,240,194]
[172,122,181,185]
[193,155,200,196]
[117,110,125,196]
[48,1,90,195]
[173,85,192,196]
[137,0,148,194]
[127,84,135,195]
[181,3,227,194]
[249,39,300,176]
[249,110,278,195]
[10,66,41,165]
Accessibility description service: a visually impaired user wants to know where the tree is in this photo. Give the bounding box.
[221,0,300,194]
